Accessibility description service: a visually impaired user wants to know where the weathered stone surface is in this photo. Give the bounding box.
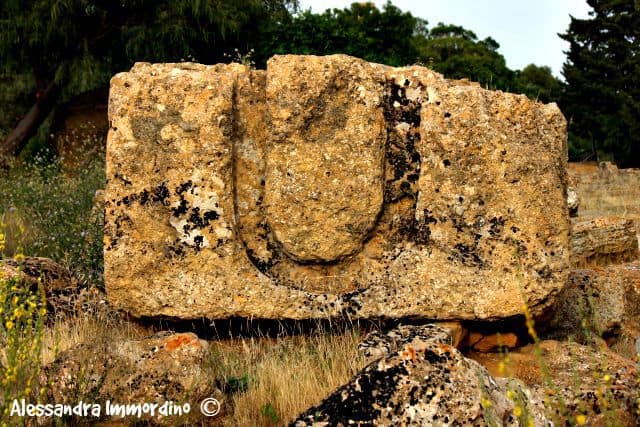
[1,256,74,292]
[465,331,520,353]
[357,323,464,360]
[294,325,548,426]
[44,332,217,424]
[105,62,329,319]
[567,186,579,217]
[105,55,570,320]
[470,340,639,425]
[544,263,640,349]
[265,56,386,262]
[546,268,626,340]
[571,216,639,266]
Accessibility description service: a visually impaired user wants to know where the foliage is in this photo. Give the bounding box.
[0,149,105,287]
[415,24,515,91]
[0,0,298,149]
[258,1,426,67]
[0,246,47,423]
[515,64,563,104]
[560,0,640,166]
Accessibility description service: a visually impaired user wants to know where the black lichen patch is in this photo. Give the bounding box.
[165,239,187,259]
[489,216,505,237]
[450,243,484,267]
[176,180,193,195]
[105,214,133,250]
[153,183,170,206]
[382,80,422,203]
[399,209,438,245]
[293,361,407,425]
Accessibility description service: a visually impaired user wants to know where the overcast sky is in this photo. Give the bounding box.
[297,0,592,78]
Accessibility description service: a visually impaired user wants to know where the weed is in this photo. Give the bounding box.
[0,148,105,287]
[0,227,47,425]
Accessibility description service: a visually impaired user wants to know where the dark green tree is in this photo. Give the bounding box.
[415,23,515,91]
[560,0,639,166]
[514,64,563,104]
[0,0,296,159]
[258,1,427,67]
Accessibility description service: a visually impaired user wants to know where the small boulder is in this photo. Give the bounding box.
[44,332,218,424]
[544,262,640,349]
[470,340,639,425]
[465,332,520,353]
[1,256,75,292]
[571,217,638,267]
[294,325,548,426]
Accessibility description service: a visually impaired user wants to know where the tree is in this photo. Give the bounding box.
[515,64,563,104]
[560,0,640,166]
[415,23,515,91]
[258,1,427,67]
[0,0,297,160]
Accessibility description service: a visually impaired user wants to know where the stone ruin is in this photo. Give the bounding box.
[104,54,570,321]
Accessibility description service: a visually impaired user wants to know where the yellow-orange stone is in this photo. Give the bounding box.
[105,55,570,320]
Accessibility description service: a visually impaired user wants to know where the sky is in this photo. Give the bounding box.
[297,0,592,78]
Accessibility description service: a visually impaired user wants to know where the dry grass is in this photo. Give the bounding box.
[40,310,149,366]
[36,306,366,426]
[206,331,366,426]
[569,162,640,222]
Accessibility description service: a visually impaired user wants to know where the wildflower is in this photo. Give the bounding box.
[513,405,522,417]
[575,414,587,425]
[499,361,506,376]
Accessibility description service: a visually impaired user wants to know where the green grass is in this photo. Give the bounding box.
[0,149,105,287]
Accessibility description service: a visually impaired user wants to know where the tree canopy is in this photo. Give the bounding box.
[515,64,563,104]
[0,0,297,157]
[560,0,639,166]
[414,23,516,91]
[3,0,638,167]
[257,2,426,67]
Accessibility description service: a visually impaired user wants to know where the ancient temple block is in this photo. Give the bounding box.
[105,55,570,320]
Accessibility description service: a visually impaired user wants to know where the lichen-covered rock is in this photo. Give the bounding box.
[357,323,465,360]
[544,263,640,350]
[1,256,74,292]
[470,340,639,425]
[546,268,626,340]
[44,332,218,424]
[571,216,639,266]
[294,325,548,426]
[105,55,570,320]
[0,256,84,317]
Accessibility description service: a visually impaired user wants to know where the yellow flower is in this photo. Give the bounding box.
[499,361,506,376]
[576,414,587,425]
[5,320,14,329]
[603,374,611,383]
[481,398,492,408]
[513,405,522,417]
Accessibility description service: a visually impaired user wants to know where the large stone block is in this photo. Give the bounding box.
[105,55,570,320]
